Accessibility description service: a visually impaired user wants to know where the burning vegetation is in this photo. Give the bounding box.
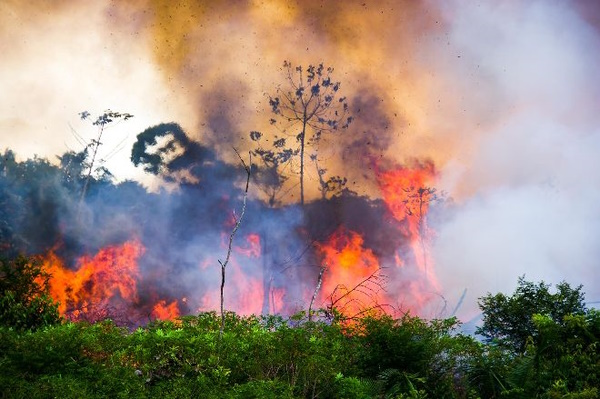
[2,2,600,397]
[0,95,444,326]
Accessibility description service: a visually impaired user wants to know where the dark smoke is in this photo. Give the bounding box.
[0,118,438,325]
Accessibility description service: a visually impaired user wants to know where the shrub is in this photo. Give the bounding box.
[0,255,61,331]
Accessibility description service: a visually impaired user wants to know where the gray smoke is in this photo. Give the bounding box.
[428,1,600,319]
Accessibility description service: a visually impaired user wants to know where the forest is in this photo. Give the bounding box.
[1,63,599,398]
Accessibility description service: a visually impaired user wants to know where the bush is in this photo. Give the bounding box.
[0,255,61,331]
[0,287,596,398]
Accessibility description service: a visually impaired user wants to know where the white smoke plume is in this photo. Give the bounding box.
[429,1,600,319]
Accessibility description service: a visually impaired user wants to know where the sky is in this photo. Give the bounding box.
[1,0,600,320]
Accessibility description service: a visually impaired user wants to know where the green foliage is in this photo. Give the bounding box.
[471,278,598,398]
[0,255,61,330]
[523,311,600,397]
[476,276,586,354]
[465,342,514,398]
[351,314,475,398]
[0,289,597,399]
[354,314,431,378]
[334,375,376,399]
[0,321,143,398]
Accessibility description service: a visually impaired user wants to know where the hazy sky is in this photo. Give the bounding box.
[2,0,599,319]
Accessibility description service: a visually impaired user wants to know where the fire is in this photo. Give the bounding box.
[229,233,263,315]
[151,300,180,320]
[234,233,261,258]
[196,232,266,316]
[35,161,444,323]
[41,240,144,320]
[316,227,384,317]
[375,160,442,305]
[269,287,285,315]
[376,160,436,225]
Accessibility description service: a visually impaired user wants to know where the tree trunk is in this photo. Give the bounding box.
[220,260,225,332]
[219,150,251,341]
[299,115,307,205]
[79,125,105,206]
[261,229,271,315]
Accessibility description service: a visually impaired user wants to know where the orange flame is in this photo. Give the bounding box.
[41,240,144,320]
[376,160,441,308]
[376,161,436,227]
[316,227,383,316]
[151,300,180,320]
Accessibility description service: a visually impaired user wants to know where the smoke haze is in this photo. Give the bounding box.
[1,0,599,321]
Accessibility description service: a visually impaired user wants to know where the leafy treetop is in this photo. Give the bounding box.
[476,276,586,354]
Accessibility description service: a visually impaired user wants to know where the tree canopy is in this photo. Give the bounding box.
[251,61,352,205]
[476,276,586,354]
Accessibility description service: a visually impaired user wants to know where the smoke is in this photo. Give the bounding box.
[1,0,599,322]
[0,0,191,184]
[428,1,600,319]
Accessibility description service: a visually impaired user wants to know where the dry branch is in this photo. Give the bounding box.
[218,149,251,340]
[325,267,389,321]
[308,265,326,322]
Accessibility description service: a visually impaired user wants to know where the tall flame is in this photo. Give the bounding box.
[375,161,442,313]
[229,232,263,315]
[199,232,265,316]
[316,227,384,317]
[377,162,438,269]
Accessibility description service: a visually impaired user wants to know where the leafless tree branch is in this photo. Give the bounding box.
[219,149,251,340]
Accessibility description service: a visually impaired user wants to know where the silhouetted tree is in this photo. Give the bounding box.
[253,61,352,205]
[78,110,133,203]
[131,122,238,190]
[249,130,296,207]
[311,154,347,200]
[406,186,439,273]
[218,150,251,340]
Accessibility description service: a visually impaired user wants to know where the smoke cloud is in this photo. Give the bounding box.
[1,0,599,321]
[429,1,600,319]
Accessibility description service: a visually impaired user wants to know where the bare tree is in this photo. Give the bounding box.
[257,61,352,205]
[78,110,133,204]
[249,130,296,207]
[218,150,251,340]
